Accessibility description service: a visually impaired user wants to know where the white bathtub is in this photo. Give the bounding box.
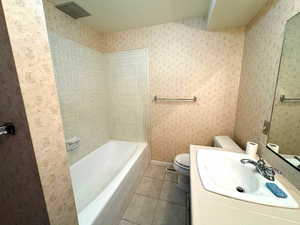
[70,140,150,225]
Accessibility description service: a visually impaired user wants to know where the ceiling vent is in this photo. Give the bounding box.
[55,2,91,19]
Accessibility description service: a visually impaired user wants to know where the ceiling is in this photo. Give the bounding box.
[50,0,210,32]
[207,0,269,30]
[50,0,268,32]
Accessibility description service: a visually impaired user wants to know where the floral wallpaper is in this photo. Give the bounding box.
[1,0,78,224]
[269,13,300,155]
[0,2,51,224]
[234,0,297,149]
[234,0,300,188]
[104,18,245,162]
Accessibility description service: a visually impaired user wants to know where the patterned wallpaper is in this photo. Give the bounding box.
[48,33,110,165]
[234,0,300,189]
[234,0,296,149]
[104,18,245,162]
[269,13,300,155]
[1,0,78,224]
[0,2,50,224]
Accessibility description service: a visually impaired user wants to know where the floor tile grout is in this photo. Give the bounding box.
[121,218,141,225]
[144,170,178,182]
[143,175,165,181]
[134,192,187,208]
[134,175,164,200]
[121,164,188,225]
[151,198,188,225]
[150,195,159,225]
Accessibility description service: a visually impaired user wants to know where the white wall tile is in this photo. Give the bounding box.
[48,33,110,164]
[106,49,149,142]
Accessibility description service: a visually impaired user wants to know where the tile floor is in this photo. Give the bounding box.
[120,164,190,225]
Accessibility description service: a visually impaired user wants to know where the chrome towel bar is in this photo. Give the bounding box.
[153,96,197,102]
[280,95,300,103]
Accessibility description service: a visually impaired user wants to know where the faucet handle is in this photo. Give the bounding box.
[265,167,276,176]
[257,158,266,166]
[241,159,256,164]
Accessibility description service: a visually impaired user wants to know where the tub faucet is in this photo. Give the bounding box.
[240,158,280,181]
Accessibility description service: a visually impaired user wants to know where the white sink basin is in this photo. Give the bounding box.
[197,149,299,208]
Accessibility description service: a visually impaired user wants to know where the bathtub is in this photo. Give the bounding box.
[70,140,150,225]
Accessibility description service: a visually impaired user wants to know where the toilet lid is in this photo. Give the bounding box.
[174,153,190,168]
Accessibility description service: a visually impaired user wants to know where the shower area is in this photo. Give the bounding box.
[49,32,149,163]
[47,23,150,225]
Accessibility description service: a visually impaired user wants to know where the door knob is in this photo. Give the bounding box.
[0,122,16,136]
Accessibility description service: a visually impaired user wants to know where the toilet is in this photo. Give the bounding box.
[213,136,242,153]
[173,136,242,191]
[173,153,190,191]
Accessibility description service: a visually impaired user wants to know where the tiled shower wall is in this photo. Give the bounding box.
[45,1,149,164]
[48,33,110,164]
[49,34,149,164]
[107,49,149,142]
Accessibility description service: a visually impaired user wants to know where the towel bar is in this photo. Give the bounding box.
[153,96,197,102]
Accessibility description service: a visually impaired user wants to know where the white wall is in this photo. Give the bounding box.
[106,49,149,142]
[49,33,110,164]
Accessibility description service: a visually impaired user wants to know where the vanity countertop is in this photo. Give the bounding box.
[190,145,300,225]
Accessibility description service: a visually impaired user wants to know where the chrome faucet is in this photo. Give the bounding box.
[241,158,280,181]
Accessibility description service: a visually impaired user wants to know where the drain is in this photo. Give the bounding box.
[236,186,245,193]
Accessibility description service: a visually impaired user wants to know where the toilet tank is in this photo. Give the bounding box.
[213,136,242,153]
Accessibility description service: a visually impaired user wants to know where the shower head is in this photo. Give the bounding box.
[55,1,91,19]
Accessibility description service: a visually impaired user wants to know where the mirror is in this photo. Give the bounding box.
[267,13,300,170]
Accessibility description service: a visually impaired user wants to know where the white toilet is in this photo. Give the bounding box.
[173,136,242,191]
[173,153,190,191]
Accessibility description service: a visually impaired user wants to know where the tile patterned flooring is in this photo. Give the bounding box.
[120,165,190,225]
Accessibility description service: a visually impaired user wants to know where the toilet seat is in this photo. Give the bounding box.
[174,153,190,170]
[174,161,189,170]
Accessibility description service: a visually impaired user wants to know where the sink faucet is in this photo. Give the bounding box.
[240,158,280,181]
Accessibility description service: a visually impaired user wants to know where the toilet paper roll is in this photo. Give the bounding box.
[267,143,280,154]
[246,142,258,158]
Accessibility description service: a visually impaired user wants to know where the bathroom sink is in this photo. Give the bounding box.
[197,149,299,208]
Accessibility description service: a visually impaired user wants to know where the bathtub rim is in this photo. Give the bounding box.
[70,140,143,170]
[75,140,148,225]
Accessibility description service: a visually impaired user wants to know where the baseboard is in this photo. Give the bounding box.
[151,160,173,167]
